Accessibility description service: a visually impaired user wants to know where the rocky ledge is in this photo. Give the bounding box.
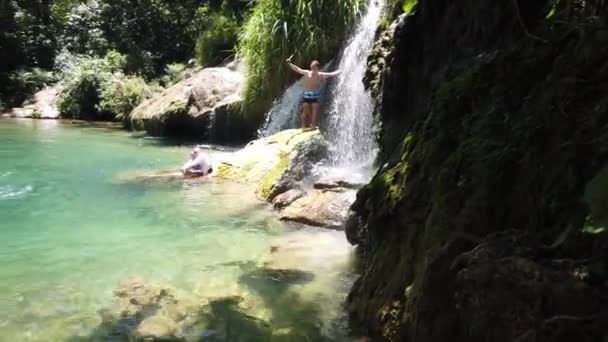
[217,128,360,229]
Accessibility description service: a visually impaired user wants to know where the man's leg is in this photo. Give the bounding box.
[301,103,310,128]
[311,102,320,128]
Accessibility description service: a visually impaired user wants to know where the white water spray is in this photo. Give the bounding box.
[326,0,384,166]
[258,78,306,137]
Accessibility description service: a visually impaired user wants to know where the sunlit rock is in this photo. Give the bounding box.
[5,85,62,119]
[216,128,328,201]
[130,66,244,141]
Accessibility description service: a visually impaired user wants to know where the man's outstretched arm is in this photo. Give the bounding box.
[320,70,341,78]
[287,61,308,76]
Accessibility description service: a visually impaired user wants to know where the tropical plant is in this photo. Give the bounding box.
[57,50,126,119]
[60,0,108,55]
[9,68,56,93]
[239,0,363,124]
[161,63,188,86]
[99,75,160,124]
[1,68,56,107]
[195,12,239,66]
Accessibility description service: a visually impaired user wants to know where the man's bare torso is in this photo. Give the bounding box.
[304,71,322,91]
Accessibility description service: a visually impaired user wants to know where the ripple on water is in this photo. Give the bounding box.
[0,171,13,178]
[0,185,33,200]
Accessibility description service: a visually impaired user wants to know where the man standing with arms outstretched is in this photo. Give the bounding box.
[286,56,340,128]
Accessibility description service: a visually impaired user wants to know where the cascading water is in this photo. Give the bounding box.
[258,78,306,137]
[259,0,384,172]
[326,0,384,167]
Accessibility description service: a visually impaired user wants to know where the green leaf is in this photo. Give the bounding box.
[402,0,418,14]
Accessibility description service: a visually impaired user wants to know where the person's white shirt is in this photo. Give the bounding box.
[181,153,211,175]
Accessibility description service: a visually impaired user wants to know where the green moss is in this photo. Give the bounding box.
[256,151,289,200]
[216,163,233,178]
[351,16,608,339]
[402,0,418,14]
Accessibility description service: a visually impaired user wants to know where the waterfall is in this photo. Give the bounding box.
[326,0,384,166]
[259,0,384,170]
[258,78,306,137]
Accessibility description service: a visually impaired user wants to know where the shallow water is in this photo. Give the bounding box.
[0,119,355,341]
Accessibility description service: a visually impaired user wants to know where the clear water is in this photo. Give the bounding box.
[326,0,383,166]
[0,119,355,341]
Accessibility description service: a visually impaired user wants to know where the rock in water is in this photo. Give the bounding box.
[98,277,203,340]
[5,84,62,119]
[216,128,328,201]
[272,188,305,209]
[279,188,356,229]
[135,315,180,341]
[130,66,244,141]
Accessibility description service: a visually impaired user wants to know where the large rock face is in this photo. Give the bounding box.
[130,66,248,142]
[3,84,62,119]
[348,1,608,341]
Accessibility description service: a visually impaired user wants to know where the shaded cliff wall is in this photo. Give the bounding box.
[348,0,608,341]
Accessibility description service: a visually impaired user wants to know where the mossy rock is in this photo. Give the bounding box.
[216,128,328,201]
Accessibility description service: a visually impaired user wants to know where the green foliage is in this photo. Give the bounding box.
[161,63,188,86]
[99,75,160,123]
[402,0,418,13]
[0,68,56,108]
[60,0,108,55]
[9,68,56,93]
[239,0,363,122]
[50,0,84,27]
[98,0,209,76]
[57,50,126,119]
[195,13,239,66]
[383,0,418,21]
[12,1,57,68]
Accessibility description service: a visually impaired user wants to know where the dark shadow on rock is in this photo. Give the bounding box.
[195,297,273,341]
[240,267,315,289]
[237,267,340,341]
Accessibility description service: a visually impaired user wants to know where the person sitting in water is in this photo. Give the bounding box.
[180,146,213,177]
[286,56,340,128]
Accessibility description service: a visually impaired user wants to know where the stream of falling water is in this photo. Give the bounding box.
[258,78,306,137]
[260,0,384,161]
[326,0,384,167]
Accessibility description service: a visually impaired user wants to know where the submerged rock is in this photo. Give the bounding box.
[97,277,203,341]
[4,84,62,119]
[111,169,208,185]
[261,229,355,273]
[135,315,180,341]
[130,66,246,141]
